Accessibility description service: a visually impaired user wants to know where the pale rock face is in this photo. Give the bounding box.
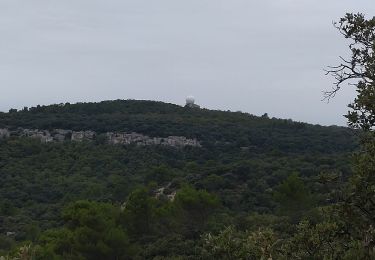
[21,129,53,143]
[106,132,201,147]
[51,129,72,142]
[71,131,95,142]
[71,131,85,141]
[0,128,201,147]
[84,131,96,140]
[40,135,53,143]
[167,191,177,201]
[0,128,10,139]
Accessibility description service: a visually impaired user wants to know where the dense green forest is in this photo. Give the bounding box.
[0,99,356,152]
[1,12,375,260]
[0,98,356,259]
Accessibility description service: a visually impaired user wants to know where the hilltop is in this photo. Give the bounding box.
[0,99,356,153]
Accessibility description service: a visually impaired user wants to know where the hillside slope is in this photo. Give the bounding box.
[0,99,356,153]
[0,100,357,256]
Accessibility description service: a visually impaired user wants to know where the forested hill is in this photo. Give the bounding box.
[0,100,358,258]
[0,99,356,153]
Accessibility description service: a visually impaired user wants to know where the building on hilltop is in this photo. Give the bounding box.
[185,96,200,108]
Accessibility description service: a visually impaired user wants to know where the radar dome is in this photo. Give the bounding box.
[186,96,195,105]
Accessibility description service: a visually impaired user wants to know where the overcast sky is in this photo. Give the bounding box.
[0,1,374,126]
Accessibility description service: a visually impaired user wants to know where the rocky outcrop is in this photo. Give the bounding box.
[51,129,72,142]
[71,131,95,142]
[0,128,10,139]
[20,129,53,143]
[106,132,201,147]
[154,183,177,201]
[0,128,201,148]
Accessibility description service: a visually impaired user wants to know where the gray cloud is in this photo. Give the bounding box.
[0,0,374,125]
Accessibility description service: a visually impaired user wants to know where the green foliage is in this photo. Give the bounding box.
[273,173,315,219]
[1,244,35,260]
[36,201,131,260]
[0,236,15,255]
[202,226,280,260]
[121,188,156,239]
[281,220,341,259]
[171,186,220,238]
[326,13,375,130]
[202,226,248,259]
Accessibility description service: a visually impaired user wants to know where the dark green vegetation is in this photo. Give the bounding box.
[0,99,355,153]
[0,99,356,259]
[2,12,375,260]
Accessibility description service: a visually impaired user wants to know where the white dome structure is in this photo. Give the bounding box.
[186,96,195,105]
[185,95,200,109]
